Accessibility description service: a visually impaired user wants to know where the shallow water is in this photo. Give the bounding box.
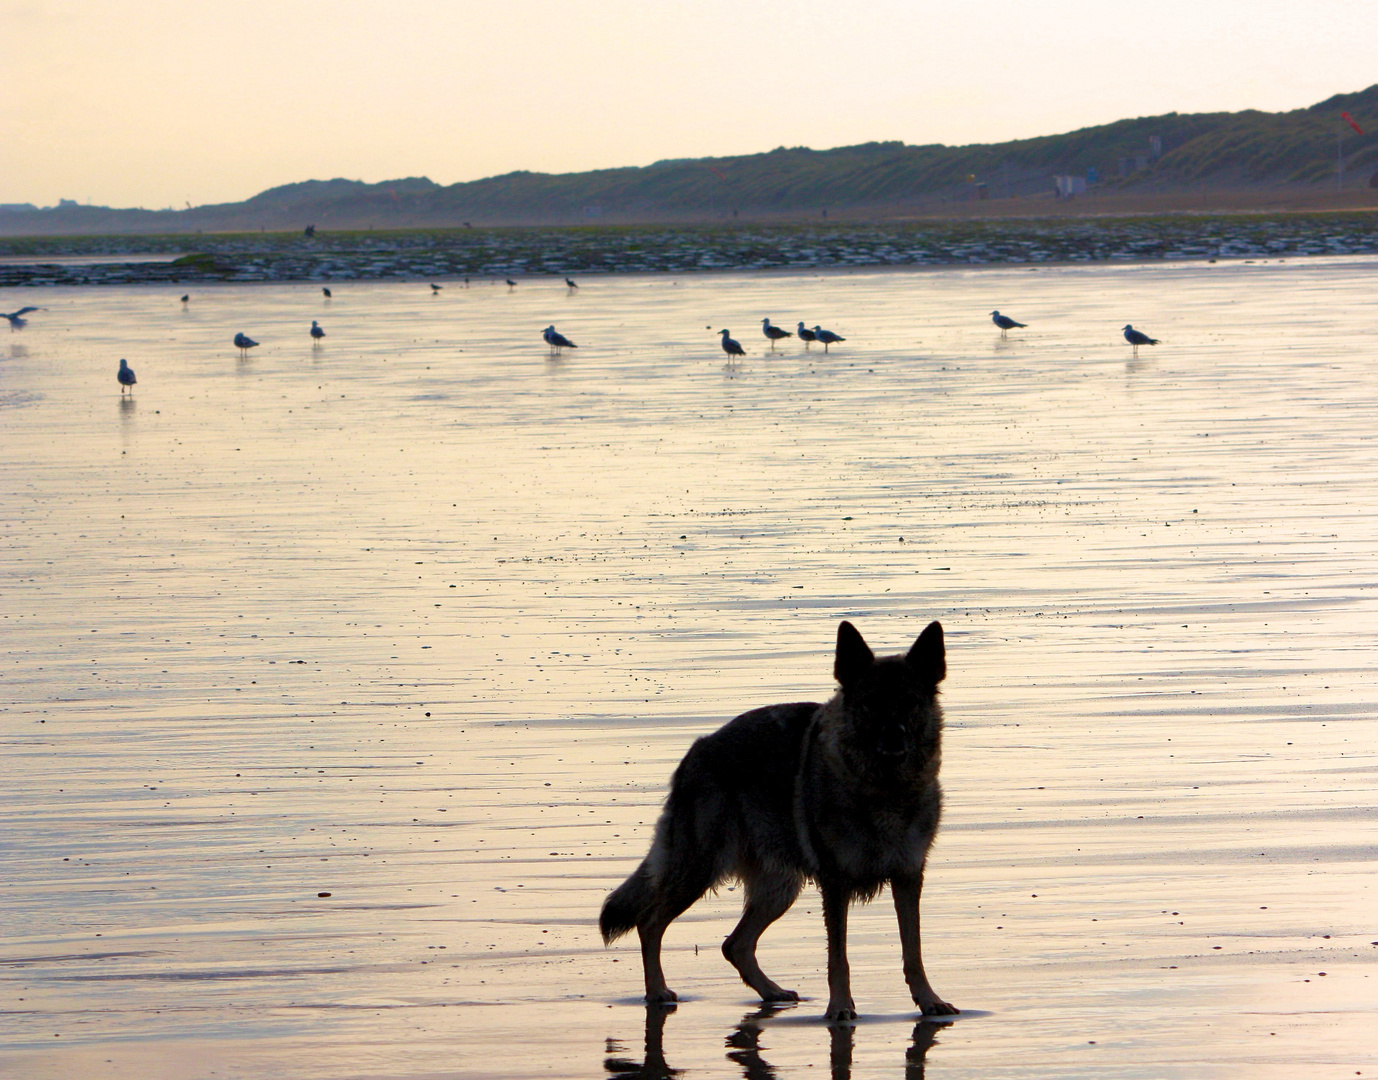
[2,261,1377,1079]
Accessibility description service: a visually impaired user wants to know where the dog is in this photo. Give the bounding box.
[599,620,957,1020]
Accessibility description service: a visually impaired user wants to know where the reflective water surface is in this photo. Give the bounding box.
[3,261,1377,1079]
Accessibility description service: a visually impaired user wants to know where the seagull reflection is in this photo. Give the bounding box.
[604,1002,681,1080]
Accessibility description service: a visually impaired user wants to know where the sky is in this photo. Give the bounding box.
[4,0,1378,208]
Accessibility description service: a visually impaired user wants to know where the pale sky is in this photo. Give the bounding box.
[4,0,1377,208]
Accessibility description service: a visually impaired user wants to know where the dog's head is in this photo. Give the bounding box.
[833,620,945,759]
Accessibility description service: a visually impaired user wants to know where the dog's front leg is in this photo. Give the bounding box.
[820,883,856,1021]
[891,876,958,1016]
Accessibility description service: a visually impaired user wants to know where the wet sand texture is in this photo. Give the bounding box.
[3,259,1377,1078]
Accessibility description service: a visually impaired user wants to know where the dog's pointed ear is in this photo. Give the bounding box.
[834,621,874,686]
[906,621,946,685]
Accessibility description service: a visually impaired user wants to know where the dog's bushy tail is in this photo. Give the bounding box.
[600,861,654,944]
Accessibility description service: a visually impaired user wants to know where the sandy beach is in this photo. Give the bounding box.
[2,259,1376,1078]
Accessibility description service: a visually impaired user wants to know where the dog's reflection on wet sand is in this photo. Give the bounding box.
[604,1003,681,1080]
[605,1003,950,1080]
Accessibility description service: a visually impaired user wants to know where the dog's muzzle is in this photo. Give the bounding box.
[876,728,909,757]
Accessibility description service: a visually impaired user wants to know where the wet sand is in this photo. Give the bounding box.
[2,260,1376,1078]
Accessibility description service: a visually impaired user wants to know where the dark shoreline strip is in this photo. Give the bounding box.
[3,216,1377,286]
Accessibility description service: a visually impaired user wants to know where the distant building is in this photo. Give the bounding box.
[1054,175,1087,199]
[1118,139,1162,177]
[1118,153,1153,176]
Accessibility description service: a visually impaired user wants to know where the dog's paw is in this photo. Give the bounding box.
[918,998,959,1016]
[645,987,679,1004]
[824,999,857,1022]
[760,987,800,1003]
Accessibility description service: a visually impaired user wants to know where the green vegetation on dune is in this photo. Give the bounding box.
[5,87,1378,236]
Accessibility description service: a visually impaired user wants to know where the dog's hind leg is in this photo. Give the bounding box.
[891,876,958,1016]
[820,881,857,1021]
[722,874,802,1002]
[637,916,679,1003]
[637,872,713,1003]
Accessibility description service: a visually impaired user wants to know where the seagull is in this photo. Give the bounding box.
[180,294,189,304]
[761,318,792,349]
[565,277,578,290]
[506,278,518,290]
[3,306,41,331]
[233,332,259,357]
[310,320,326,343]
[797,322,817,347]
[719,328,745,359]
[991,310,1026,337]
[117,358,137,394]
[322,286,332,298]
[430,283,443,293]
[1123,324,1159,356]
[812,326,845,352]
[543,325,577,354]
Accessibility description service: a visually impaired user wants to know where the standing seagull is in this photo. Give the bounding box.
[310,320,326,344]
[796,322,817,347]
[565,277,578,291]
[506,278,518,290]
[117,358,137,394]
[543,325,577,355]
[3,306,41,331]
[990,310,1027,338]
[761,318,792,350]
[180,294,189,304]
[233,332,259,357]
[719,328,745,360]
[430,283,443,293]
[322,286,332,298]
[812,325,845,353]
[1123,324,1159,357]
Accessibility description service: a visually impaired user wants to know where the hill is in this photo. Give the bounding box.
[5,87,1378,235]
